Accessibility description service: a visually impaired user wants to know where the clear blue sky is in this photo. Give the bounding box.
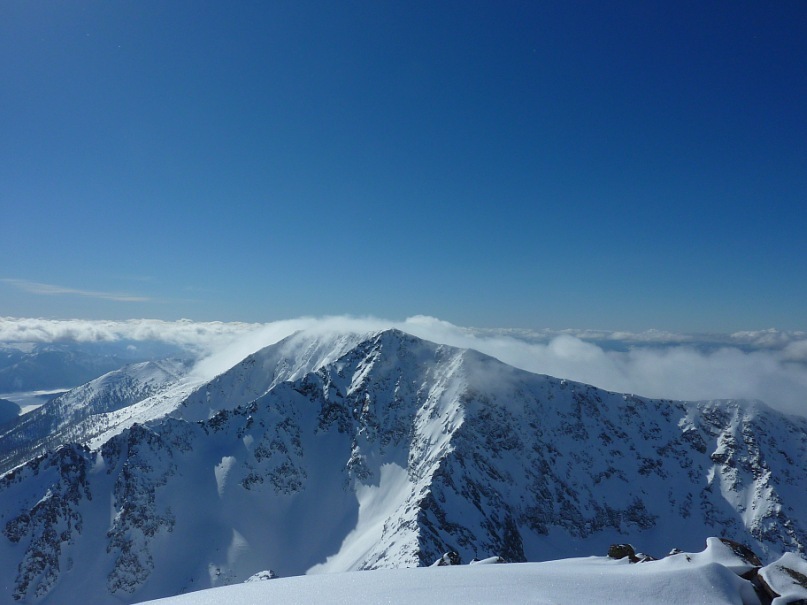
[1,1,805,331]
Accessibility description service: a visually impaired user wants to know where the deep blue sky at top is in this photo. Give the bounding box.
[1,1,805,331]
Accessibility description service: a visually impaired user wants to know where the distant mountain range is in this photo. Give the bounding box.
[0,358,192,473]
[0,340,187,393]
[0,398,20,425]
[0,328,805,604]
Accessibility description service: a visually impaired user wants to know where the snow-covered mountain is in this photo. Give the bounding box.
[0,398,21,426]
[0,330,369,476]
[0,341,185,394]
[0,359,192,474]
[0,328,806,605]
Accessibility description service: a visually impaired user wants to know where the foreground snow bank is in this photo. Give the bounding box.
[135,556,759,605]
[759,552,807,604]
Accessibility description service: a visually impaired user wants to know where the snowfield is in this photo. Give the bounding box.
[135,537,807,605]
[135,555,757,605]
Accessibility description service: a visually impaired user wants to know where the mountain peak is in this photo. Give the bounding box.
[1,329,806,604]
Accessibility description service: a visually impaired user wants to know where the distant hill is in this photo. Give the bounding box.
[0,398,20,425]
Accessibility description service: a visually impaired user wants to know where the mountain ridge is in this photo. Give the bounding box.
[0,358,192,474]
[0,328,805,604]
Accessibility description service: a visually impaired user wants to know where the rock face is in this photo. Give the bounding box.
[1,444,92,601]
[432,552,463,566]
[608,544,638,561]
[0,328,806,605]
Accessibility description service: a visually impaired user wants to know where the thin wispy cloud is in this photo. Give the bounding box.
[2,279,150,303]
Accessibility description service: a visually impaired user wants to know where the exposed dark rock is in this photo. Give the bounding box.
[432,551,462,566]
[608,544,637,561]
[719,537,763,567]
[757,554,807,605]
[780,564,807,588]
[245,570,278,582]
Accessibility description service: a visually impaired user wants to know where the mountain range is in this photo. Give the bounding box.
[0,341,186,394]
[0,328,805,604]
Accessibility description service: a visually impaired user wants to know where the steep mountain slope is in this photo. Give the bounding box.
[78,329,373,450]
[0,331,371,476]
[0,329,806,605]
[170,328,371,423]
[0,359,192,474]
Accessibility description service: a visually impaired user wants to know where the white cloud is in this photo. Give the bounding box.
[409,318,807,416]
[1,315,805,417]
[0,317,261,353]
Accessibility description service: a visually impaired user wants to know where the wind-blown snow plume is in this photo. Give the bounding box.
[192,316,807,416]
[2,315,805,416]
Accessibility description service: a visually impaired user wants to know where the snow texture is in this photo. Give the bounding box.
[760,552,807,604]
[134,556,759,605]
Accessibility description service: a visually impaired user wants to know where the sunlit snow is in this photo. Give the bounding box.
[135,555,759,605]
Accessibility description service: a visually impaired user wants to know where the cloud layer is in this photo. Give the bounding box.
[0,316,261,353]
[2,316,805,417]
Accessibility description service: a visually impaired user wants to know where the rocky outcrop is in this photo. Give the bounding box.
[431,551,462,566]
[608,538,807,605]
[103,424,181,595]
[1,444,92,600]
[758,552,807,604]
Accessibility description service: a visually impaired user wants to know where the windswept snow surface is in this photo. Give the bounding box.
[134,557,758,605]
[759,552,807,604]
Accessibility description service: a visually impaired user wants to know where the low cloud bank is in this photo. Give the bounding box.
[0,317,262,354]
[2,316,806,417]
[403,318,807,417]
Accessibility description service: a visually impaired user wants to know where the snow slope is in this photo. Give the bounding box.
[136,552,760,605]
[1,328,806,604]
[0,330,369,473]
[0,358,192,474]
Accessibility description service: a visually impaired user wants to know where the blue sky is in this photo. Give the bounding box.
[1,1,805,331]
